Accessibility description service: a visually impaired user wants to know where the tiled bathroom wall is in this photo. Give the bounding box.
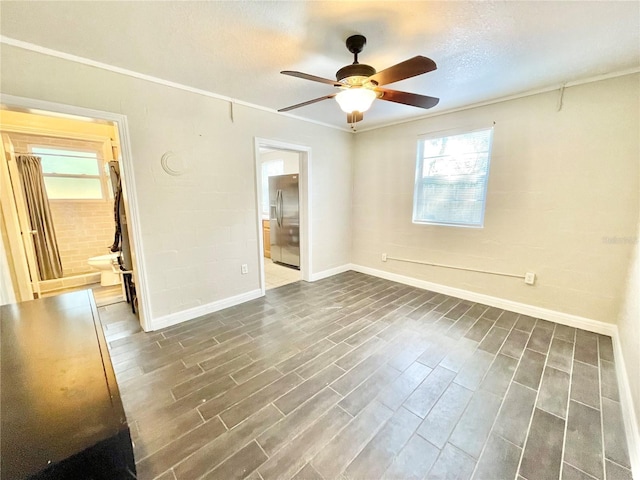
[7,133,115,277]
[49,201,115,275]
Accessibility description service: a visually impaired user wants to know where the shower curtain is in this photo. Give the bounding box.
[15,155,63,280]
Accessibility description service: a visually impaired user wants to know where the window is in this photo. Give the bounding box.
[261,159,284,216]
[31,147,105,200]
[413,127,493,227]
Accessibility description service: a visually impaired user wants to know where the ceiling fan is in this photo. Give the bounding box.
[278,34,439,125]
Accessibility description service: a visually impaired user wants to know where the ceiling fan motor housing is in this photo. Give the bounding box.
[336,64,377,83]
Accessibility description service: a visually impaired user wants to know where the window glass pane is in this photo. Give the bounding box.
[44,177,103,200]
[413,128,493,227]
[261,160,284,216]
[32,147,100,175]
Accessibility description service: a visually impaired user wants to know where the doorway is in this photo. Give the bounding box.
[0,96,149,333]
[254,138,311,294]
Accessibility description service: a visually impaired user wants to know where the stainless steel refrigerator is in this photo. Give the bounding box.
[269,174,300,268]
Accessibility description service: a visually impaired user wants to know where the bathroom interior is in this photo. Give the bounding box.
[259,147,301,290]
[0,108,140,340]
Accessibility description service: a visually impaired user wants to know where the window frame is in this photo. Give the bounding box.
[28,145,110,202]
[412,126,494,228]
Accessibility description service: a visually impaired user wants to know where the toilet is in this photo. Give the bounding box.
[88,252,121,286]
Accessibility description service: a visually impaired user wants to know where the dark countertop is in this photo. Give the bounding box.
[1,290,130,479]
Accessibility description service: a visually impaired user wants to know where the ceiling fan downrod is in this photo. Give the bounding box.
[336,35,376,83]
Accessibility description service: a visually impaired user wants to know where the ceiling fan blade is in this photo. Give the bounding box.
[347,112,364,123]
[376,87,439,109]
[281,71,344,87]
[278,93,337,112]
[369,56,437,86]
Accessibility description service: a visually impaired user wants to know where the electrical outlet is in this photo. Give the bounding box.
[241,264,248,275]
[525,272,536,285]
[381,253,387,262]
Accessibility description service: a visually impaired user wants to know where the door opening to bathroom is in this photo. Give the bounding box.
[0,106,142,338]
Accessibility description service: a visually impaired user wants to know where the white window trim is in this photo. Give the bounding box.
[29,144,110,201]
[412,125,494,228]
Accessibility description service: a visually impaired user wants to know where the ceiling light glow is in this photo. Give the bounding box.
[335,88,376,113]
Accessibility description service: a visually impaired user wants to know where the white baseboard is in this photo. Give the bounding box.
[347,262,637,478]
[150,288,263,331]
[348,263,617,336]
[309,264,352,282]
[613,336,640,479]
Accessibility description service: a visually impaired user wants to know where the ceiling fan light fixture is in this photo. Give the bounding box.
[335,88,377,114]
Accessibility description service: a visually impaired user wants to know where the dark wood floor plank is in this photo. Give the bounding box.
[296,342,352,379]
[448,389,502,458]
[334,336,386,371]
[230,344,300,384]
[330,351,387,396]
[472,433,522,480]
[173,404,283,479]
[311,400,394,478]
[135,416,227,480]
[275,338,334,374]
[133,409,203,460]
[417,382,473,449]
[378,361,432,411]
[454,349,495,390]
[564,400,604,479]
[171,354,252,399]
[426,443,476,480]
[198,368,282,420]
[571,360,600,409]
[343,407,421,479]
[292,463,324,480]
[258,406,352,480]
[96,272,630,480]
[134,374,237,431]
[339,364,402,416]
[274,364,344,415]
[383,433,439,480]
[519,408,566,480]
[258,388,342,456]
[574,329,599,366]
[200,440,267,480]
[404,366,456,418]
[493,382,537,448]
[513,348,546,390]
[220,372,304,428]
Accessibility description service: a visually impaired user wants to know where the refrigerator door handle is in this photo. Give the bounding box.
[274,190,278,227]
[276,190,282,228]
[280,190,284,228]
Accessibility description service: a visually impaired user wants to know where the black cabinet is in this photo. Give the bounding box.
[1,290,136,479]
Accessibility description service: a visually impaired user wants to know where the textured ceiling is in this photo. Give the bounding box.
[1,1,639,130]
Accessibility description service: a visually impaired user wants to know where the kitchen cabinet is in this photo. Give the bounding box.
[263,219,270,258]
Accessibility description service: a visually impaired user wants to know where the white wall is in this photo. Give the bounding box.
[352,74,639,324]
[0,45,353,326]
[260,149,299,174]
[618,216,640,444]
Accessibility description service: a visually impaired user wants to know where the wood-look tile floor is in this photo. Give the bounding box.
[99,300,142,343]
[105,272,633,480]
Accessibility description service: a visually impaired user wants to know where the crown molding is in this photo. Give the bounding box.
[2,35,638,135]
[356,66,640,133]
[0,36,352,134]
